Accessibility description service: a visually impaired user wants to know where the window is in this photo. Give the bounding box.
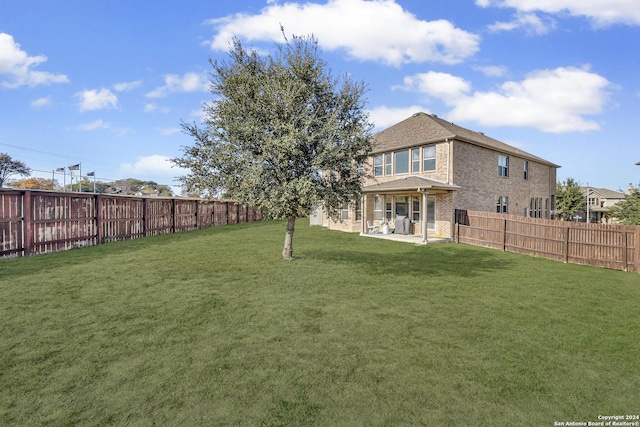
[374,196,383,221]
[496,196,508,213]
[395,196,408,217]
[395,150,409,174]
[341,202,349,220]
[385,196,392,220]
[412,196,420,221]
[523,161,529,180]
[498,155,509,177]
[423,145,436,171]
[374,155,383,176]
[426,196,435,230]
[385,153,392,175]
[530,197,542,218]
[411,149,420,173]
[545,198,549,218]
[356,198,362,221]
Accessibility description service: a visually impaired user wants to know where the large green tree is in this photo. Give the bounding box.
[556,178,585,221]
[608,186,640,225]
[0,153,30,188]
[173,34,373,260]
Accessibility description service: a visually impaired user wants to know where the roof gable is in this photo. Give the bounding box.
[371,112,559,168]
[581,187,626,199]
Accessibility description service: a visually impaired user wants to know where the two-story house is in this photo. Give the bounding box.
[318,112,560,240]
[578,186,626,223]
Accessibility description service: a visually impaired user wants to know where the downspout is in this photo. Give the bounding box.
[446,138,451,184]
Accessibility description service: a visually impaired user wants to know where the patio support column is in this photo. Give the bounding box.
[421,190,429,244]
[361,193,367,234]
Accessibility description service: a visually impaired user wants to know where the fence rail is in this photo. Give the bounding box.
[454,210,640,273]
[0,189,262,258]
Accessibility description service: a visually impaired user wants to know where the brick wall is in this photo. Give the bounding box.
[452,140,556,217]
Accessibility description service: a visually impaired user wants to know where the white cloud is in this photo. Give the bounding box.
[476,0,640,27]
[440,66,612,133]
[474,65,509,77]
[75,119,132,136]
[146,73,208,98]
[398,72,471,101]
[119,154,187,182]
[190,107,207,123]
[158,127,181,135]
[113,80,142,92]
[143,103,170,113]
[78,119,110,131]
[488,12,556,34]
[205,0,480,66]
[0,32,69,88]
[75,88,119,111]
[368,105,431,131]
[31,97,52,108]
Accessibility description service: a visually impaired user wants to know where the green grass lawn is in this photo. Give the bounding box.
[1,219,639,426]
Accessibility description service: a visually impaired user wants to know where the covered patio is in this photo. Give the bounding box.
[361,175,459,240]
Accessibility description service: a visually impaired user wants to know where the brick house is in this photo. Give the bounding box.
[318,112,559,240]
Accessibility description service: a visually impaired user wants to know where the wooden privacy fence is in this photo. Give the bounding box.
[454,210,640,273]
[0,189,262,258]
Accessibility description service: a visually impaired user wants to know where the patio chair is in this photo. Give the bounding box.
[366,221,379,234]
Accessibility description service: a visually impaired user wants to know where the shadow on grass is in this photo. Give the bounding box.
[303,243,514,278]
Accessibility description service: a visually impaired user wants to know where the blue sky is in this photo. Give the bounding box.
[1,0,639,194]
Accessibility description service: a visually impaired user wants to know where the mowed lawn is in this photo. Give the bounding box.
[1,219,639,426]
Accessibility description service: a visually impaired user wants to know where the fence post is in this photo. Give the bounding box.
[171,199,176,234]
[195,199,200,229]
[621,230,629,271]
[564,226,570,263]
[502,218,507,251]
[635,228,640,274]
[95,195,103,245]
[142,198,148,237]
[23,190,33,256]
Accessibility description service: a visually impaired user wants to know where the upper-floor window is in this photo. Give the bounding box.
[523,161,529,180]
[385,153,392,175]
[423,145,436,171]
[374,155,383,176]
[394,150,409,174]
[498,155,509,177]
[411,148,420,173]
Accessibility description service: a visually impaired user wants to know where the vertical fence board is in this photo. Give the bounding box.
[0,191,24,257]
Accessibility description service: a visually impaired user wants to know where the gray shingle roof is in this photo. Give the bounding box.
[371,112,560,168]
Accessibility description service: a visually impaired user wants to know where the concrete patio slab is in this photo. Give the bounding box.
[359,232,450,245]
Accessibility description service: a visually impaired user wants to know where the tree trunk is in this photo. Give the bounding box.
[282,216,296,260]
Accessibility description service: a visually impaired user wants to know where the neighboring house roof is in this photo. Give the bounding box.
[363,175,460,193]
[581,187,626,200]
[371,112,560,168]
